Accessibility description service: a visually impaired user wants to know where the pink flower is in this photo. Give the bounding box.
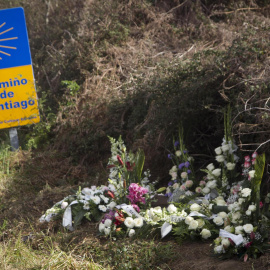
[244,156,251,162]
[252,158,256,165]
[132,204,140,212]
[244,162,251,168]
[260,201,263,208]
[199,180,206,187]
[252,152,258,159]
[180,185,186,191]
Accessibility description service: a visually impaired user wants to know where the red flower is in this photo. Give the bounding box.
[126,162,135,171]
[117,155,124,166]
[245,241,252,249]
[228,238,235,246]
[260,201,264,208]
[107,164,116,169]
[106,190,115,199]
[250,231,255,241]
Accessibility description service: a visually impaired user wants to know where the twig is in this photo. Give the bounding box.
[232,107,270,124]
[166,0,189,14]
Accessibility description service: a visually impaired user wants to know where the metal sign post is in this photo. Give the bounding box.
[9,127,19,151]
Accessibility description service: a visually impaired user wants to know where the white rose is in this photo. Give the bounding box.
[134,217,144,228]
[245,210,252,216]
[185,216,194,225]
[221,238,230,248]
[231,212,241,224]
[224,225,234,233]
[181,172,188,179]
[213,216,224,226]
[171,165,177,172]
[175,150,181,157]
[201,228,211,239]
[243,224,254,234]
[248,170,255,178]
[206,180,217,189]
[221,144,230,152]
[104,227,111,235]
[238,198,245,205]
[241,188,251,198]
[190,203,201,212]
[214,245,224,254]
[171,172,178,180]
[206,163,215,171]
[218,212,227,219]
[215,147,222,155]
[124,217,135,228]
[129,229,135,237]
[188,220,199,230]
[197,219,205,229]
[216,155,225,163]
[61,201,69,209]
[212,169,221,177]
[167,204,178,214]
[107,201,117,210]
[98,205,107,212]
[173,183,179,189]
[248,205,256,212]
[99,222,105,232]
[226,162,236,171]
[202,187,210,194]
[235,226,243,235]
[104,219,112,227]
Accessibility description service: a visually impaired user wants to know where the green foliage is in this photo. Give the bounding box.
[62,80,80,97]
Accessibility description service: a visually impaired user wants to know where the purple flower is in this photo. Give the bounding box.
[168,154,173,159]
[168,192,172,197]
[184,161,190,168]
[168,181,173,186]
[183,150,188,154]
[178,163,185,170]
[174,180,177,183]
[174,141,179,147]
[187,169,191,174]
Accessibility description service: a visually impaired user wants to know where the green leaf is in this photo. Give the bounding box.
[156,187,167,193]
[135,149,145,183]
[73,209,88,228]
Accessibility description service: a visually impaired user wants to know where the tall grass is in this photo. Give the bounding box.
[0,143,11,176]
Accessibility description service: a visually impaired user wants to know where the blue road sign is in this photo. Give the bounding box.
[0,7,32,70]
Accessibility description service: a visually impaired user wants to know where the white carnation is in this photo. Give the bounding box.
[167,204,178,214]
[241,188,251,198]
[248,204,256,212]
